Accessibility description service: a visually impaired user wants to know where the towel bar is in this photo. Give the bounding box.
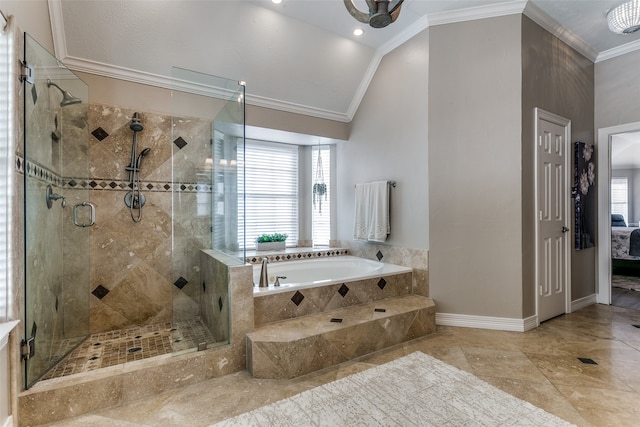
[355,181,396,188]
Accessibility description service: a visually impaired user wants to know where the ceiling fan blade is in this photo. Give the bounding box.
[344,0,370,23]
[390,1,403,22]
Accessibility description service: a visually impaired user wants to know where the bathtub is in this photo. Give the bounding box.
[252,255,412,296]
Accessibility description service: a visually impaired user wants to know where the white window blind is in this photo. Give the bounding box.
[239,140,298,249]
[312,145,330,246]
[611,177,628,223]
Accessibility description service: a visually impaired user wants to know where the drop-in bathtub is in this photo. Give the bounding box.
[252,255,412,296]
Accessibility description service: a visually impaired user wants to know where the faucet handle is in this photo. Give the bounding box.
[274,276,287,287]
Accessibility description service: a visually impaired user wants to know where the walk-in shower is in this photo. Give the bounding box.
[124,112,151,222]
[22,33,244,388]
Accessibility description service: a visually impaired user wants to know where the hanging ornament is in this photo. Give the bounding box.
[313,146,327,214]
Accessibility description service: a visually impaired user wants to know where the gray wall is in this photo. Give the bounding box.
[428,15,523,318]
[595,49,640,130]
[521,16,595,312]
[336,29,429,250]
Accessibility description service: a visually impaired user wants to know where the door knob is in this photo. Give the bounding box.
[561,226,569,233]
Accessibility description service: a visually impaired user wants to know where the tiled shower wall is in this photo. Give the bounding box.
[85,104,213,333]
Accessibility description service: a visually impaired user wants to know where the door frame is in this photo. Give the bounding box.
[596,121,640,304]
[534,108,572,323]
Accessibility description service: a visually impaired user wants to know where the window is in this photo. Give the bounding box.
[239,140,298,249]
[611,177,628,223]
[312,145,330,246]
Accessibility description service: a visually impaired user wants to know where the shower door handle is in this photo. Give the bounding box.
[73,202,96,227]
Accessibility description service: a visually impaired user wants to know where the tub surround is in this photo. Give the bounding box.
[339,240,429,296]
[254,270,413,326]
[248,255,435,379]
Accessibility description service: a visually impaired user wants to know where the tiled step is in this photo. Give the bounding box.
[246,295,435,379]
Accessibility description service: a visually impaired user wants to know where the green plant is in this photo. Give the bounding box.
[255,233,288,243]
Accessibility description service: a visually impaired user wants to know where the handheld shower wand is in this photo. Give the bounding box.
[124,113,151,222]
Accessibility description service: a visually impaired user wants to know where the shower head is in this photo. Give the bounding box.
[130,112,144,132]
[47,79,82,107]
[136,148,151,169]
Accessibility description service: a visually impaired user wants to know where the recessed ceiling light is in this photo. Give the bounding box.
[272,0,283,4]
[353,28,364,36]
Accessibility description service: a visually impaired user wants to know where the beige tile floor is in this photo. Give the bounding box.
[37,303,640,427]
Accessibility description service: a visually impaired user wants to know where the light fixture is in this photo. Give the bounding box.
[607,0,640,34]
[353,28,364,36]
[343,0,404,29]
[272,0,283,4]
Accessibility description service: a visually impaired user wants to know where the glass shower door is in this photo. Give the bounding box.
[171,67,244,352]
[23,34,90,387]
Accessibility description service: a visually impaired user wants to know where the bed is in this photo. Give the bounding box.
[611,225,640,275]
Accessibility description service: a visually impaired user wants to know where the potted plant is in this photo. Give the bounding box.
[255,233,288,251]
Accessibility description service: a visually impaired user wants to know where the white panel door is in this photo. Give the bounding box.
[536,110,570,323]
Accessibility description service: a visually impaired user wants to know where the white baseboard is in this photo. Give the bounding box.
[571,293,597,312]
[436,313,538,332]
[2,415,12,427]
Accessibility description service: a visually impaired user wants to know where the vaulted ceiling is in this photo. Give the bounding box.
[50,0,640,123]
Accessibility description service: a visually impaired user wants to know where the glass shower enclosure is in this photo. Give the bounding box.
[23,34,90,387]
[171,67,245,346]
[22,39,244,388]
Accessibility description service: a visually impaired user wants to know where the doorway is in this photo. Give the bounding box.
[598,125,640,310]
[597,122,640,305]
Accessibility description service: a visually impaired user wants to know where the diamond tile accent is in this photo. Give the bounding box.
[91,127,109,141]
[31,85,38,104]
[218,296,224,311]
[91,285,110,299]
[377,278,387,290]
[330,318,343,323]
[174,277,188,289]
[173,136,188,149]
[291,291,305,306]
[55,296,59,312]
[376,250,384,261]
[578,357,597,365]
[375,308,386,313]
[202,281,206,292]
[338,284,349,297]
[633,324,640,329]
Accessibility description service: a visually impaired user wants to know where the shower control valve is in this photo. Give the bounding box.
[45,184,66,209]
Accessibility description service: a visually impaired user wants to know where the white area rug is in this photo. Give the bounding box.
[213,352,574,426]
[612,275,640,292]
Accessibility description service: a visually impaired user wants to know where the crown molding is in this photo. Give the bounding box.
[428,0,527,27]
[523,1,598,62]
[48,0,67,60]
[61,56,351,122]
[596,38,640,62]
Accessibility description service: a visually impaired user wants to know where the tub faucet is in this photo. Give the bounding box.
[259,257,269,287]
[274,276,287,287]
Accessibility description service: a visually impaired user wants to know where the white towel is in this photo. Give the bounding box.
[354,181,390,242]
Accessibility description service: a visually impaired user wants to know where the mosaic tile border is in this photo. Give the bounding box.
[16,154,210,193]
[246,248,349,265]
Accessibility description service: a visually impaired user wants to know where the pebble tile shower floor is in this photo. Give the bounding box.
[43,318,216,379]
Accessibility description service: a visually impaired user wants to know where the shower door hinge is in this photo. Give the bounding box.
[20,61,34,84]
[21,337,35,361]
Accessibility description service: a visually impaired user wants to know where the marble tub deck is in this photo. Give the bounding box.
[34,303,640,427]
